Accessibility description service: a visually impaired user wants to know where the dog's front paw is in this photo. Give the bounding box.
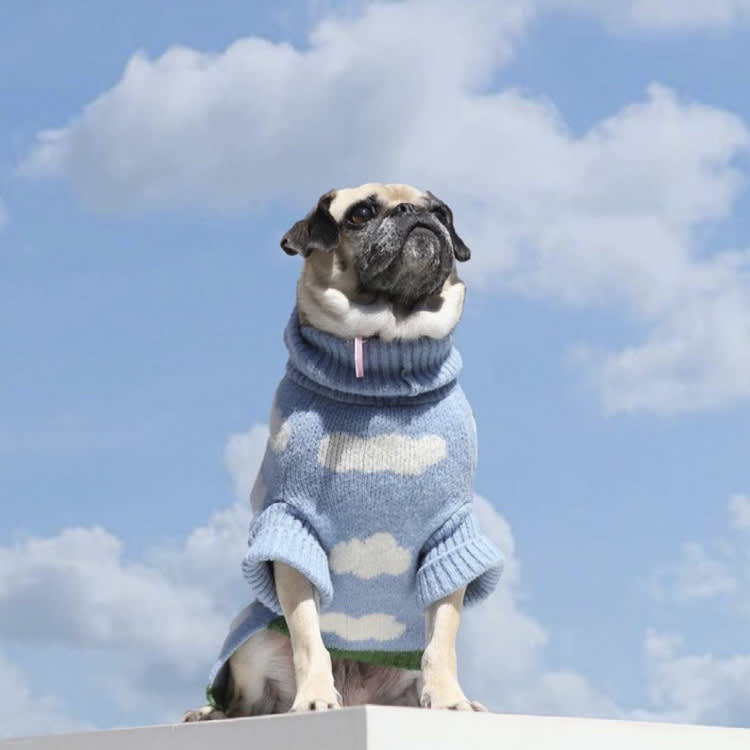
[181,705,227,722]
[290,674,342,712]
[420,678,487,712]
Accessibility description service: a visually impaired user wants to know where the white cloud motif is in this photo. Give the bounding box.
[319,612,406,642]
[249,472,268,514]
[330,532,411,579]
[268,402,291,454]
[318,433,446,475]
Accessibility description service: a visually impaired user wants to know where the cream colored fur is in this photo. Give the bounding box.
[297,269,466,341]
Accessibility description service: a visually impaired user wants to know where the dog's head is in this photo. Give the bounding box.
[281,183,470,308]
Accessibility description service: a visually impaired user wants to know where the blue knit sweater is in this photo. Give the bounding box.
[206,310,503,707]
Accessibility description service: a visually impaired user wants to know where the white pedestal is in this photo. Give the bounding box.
[2,706,749,749]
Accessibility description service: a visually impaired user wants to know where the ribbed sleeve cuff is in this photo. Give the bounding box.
[416,510,503,609]
[242,503,333,613]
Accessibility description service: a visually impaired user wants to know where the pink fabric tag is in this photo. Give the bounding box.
[354,336,365,378]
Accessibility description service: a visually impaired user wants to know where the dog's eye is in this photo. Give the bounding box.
[347,203,375,226]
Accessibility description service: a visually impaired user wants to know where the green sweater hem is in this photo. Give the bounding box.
[268,617,424,670]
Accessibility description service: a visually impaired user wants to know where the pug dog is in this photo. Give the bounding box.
[183,183,502,721]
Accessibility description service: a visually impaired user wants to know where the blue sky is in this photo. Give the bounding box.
[2,0,750,737]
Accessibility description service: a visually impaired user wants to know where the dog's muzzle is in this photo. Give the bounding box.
[355,213,454,305]
[402,224,441,270]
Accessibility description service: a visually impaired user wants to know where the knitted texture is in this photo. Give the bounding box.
[207,309,503,704]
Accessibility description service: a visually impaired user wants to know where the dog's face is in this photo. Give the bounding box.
[281,183,470,308]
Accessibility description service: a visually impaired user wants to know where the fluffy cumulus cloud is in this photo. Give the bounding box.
[0,527,228,659]
[18,0,530,210]
[18,0,750,415]
[635,631,750,727]
[0,523,244,731]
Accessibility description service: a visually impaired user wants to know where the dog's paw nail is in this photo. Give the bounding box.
[291,696,341,712]
[182,706,226,722]
[449,699,486,712]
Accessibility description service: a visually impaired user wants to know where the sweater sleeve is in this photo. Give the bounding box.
[416,505,503,609]
[242,502,334,613]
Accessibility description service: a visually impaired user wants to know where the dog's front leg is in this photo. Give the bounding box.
[420,587,487,712]
[274,561,342,711]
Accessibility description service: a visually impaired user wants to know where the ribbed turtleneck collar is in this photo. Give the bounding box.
[282,308,463,404]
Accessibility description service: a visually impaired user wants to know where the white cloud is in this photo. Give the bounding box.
[461,496,750,726]
[655,541,738,601]
[651,494,750,608]
[143,501,251,615]
[635,630,750,727]
[419,83,750,414]
[0,526,227,662]
[0,426,268,734]
[554,0,750,30]
[330,532,411,579]
[638,495,750,727]
[19,1,530,210]
[18,2,750,414]
[457,496,615,717]
[729,494,750,532]
[0,651,89,740]
[505,670,625,719]
[224,424,269,505]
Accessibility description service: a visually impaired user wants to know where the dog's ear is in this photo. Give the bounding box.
[426,191,471,262]
[281,191,340,257]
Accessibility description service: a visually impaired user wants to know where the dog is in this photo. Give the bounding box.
[183,183,503,721]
